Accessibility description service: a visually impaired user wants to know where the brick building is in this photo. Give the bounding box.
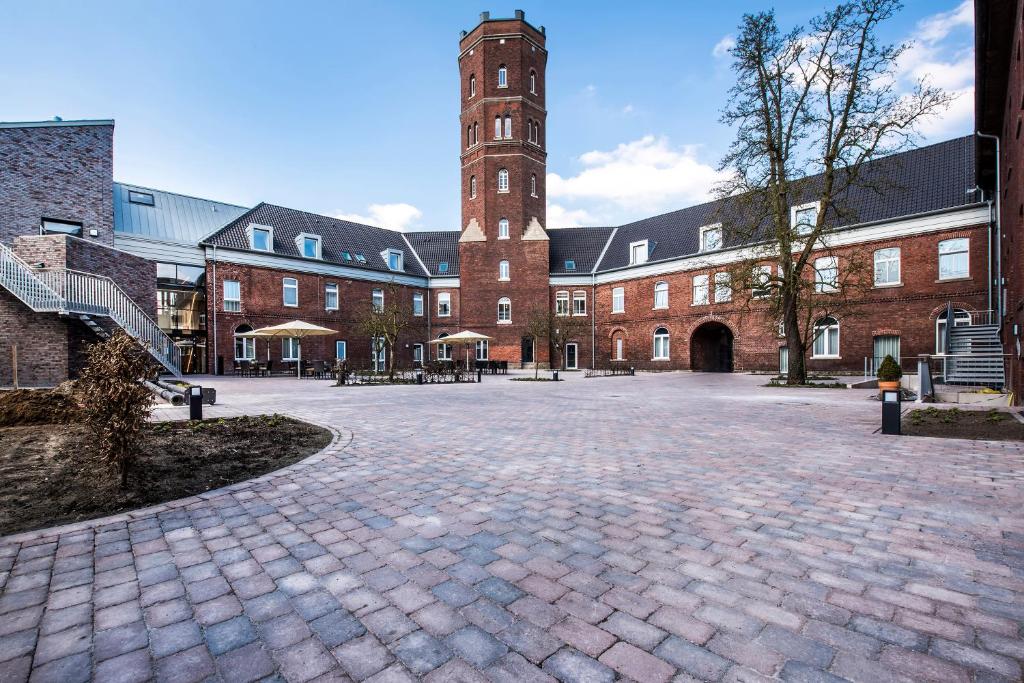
[0,10,1008,386]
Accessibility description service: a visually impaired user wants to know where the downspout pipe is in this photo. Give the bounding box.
[591,274,597,369]
[211,244,218,375]
[977,131,1001,325]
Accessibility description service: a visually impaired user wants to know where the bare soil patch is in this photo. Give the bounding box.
[902,407,1024,441]
[0,415,332,536]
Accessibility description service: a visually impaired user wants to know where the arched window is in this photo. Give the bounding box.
[469,74,476,97]
[936,308,971,353]
[437,332,452,361]
[494,116,502,139]
[530,174,537,197]
[499,260,510,280]
[470,175,477,199]
[653,327,670,360]
[612,333,625,361]
[535,121,541,147]
[497,168,509,193]
[498,297,512,322]
[530,70,537,94]
[498,218,509,239]
[504,115,512,139]
[526,119,532,142]
[473,122,478,145]
[654,281,668,309]
[498,65,508,88]
[234,324,256,361]
[467,126,472,148]
[812,317,840,358]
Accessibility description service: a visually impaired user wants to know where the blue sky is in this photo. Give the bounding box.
[0,1,974,230]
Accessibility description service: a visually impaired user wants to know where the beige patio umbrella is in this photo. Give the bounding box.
[250,320,338,378]
[428,330,493,367]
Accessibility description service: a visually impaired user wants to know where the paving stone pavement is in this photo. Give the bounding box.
[3,371,1024,682]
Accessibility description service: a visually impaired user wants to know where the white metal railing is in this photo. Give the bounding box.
[963,309,997,326]
[0,242,181,376]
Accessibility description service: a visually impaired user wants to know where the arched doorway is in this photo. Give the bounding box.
[690,322,734,372]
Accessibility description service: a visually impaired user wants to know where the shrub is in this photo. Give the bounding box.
[75,332,154,487]
[876,355,902,381]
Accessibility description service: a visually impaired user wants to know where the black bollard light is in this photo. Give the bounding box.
[477,368,482,383]
[416,369,424,385]
[189,386,203,421]
[881,389,900,435]
[553,370,559,381]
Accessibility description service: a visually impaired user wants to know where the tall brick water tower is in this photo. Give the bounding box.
[458,10,550,367]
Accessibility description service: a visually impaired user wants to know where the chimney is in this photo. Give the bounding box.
[480,11,490,21]
[515,9,524,20]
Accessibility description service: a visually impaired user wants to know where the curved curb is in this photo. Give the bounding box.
[0,415,352,545]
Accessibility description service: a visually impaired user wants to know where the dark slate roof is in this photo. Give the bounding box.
[114,182,248,245]
[547,227,615,274]
[596,136,978,272]
[404,230,461,276]
[202,203,430,277]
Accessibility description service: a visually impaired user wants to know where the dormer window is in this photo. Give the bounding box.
[564,260,576,272]
[629,240,649,266]
[792,202,819,236]
[341,251,353,261]
[384,249,404,272]
[296,233,321,259]
[498,65,508,88]
[438,262,449,274]
[699,224,722,252]
[248,224,273,252]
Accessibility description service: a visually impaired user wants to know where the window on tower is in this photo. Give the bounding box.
[494,116,501,139]
[498,65,507,88]
[498,218,509,239]
[470,175,477,199]
[467,126,472,148]
[535,122,541,147]
[530,70,537,94]
[504,115,512,139]
[531,174,537,197]
[497,169,509,193]
[473,122,478,145]
[469,74,476,97]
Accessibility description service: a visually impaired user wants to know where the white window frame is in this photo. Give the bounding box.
[791,202,820,236]
[494,116,502,140]
[283,277,298,307]
[437,335,452,361]
[497,65,507,88]
[325,283,339,311]
[498,260,510,281]
[714,272,731,303]
[564,342,578,370]
[699,224,723,252]
[470,175,477,199]
[247,223,274,252]
[476,340,489,361]
[572,291,587,316]
[653,328,670,360]
[413,343,424,365]
[653,281,668,309]
[612,287,625,314]
[497,168,510,193]
[383,249,404,272]
[412,292,424,317]
[692,274,709,305]
[555,291,570,316]
[223,279,241,312]
[614,336,624,361]
[372,288,384,312]
[234,330,255,361]
[629,240,649,266]
[812,317,840,358]
[497,297,511,323]
[469,74,476,98]
[873,247,901,287]
[814,256,839,293]
[504,115,512,139]
[529,70,537,94]
[938,238,969,280]
[530,174,538,197]
[371,337,386,372]
[437,292,451,317]
[282,337,301,362]
[751,265,772,299]
[296,233,322,260]
[498,218,510,239]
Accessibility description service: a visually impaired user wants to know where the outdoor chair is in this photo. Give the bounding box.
[232,361,242,376]
[499,361,508,374]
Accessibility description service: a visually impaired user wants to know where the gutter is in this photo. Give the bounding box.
[977,131,1001,326]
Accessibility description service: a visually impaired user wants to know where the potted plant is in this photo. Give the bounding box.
[876,354,902,393]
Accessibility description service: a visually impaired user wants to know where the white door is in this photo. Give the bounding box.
[565,343,578,370]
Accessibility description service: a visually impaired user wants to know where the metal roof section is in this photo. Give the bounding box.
[0,119,114,129]
[113,182,249,245]
[403,231,461,276]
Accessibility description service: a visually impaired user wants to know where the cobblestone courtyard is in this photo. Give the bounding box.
[2,372,1023,682]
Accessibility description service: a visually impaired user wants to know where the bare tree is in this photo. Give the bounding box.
[716,0,951,384]
[356,280,412,381]
[524,307,589,375]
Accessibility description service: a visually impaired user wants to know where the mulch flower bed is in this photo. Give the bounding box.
[0,414,332,536]
[902,407,1024,441]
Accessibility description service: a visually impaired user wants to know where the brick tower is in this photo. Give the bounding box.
[458,10,550,367]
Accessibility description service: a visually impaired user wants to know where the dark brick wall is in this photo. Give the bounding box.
[0,123,114,246]
[0,290,71,387]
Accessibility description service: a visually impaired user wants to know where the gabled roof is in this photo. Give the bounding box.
[595,136,978,272]
[202,203,430,277]
[548,227,614,274]
[404,231,461,276]
[114,182,249,245]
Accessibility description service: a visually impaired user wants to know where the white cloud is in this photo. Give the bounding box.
[915,0,972,44]
[712,35,735,59]
[622,104,635,115]
[546,204,595,230]
[335,202,422,231]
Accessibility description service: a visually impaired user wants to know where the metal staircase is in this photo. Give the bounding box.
[941,304,1005,387]
[0,242,181,377]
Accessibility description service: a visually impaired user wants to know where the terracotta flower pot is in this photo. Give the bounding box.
[877,380,900,394]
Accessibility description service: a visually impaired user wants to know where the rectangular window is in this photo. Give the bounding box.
[612,287,624,314]
[779,346,789,374]
[938,238,969,280]
[476,340,489,361]
[413,292,424,317]
[564,260,576,272]
[413,343,423,365]
[223,280,241,312]
[301,236,320,259]
[437,292,451,317]
[499,261,510,280]
[873,335,900,364]
[387,250,404,271]
[336,340,347,360]
[128,191,155,206]
[437,340,452,361]
[714,272,731,303]
[629,240,648,265]
[354,253,367,264]
[252,227,272,251]
[812,320,840,358]
[372,288,384,312]
[555,291,570,316]
[573,291,587,316]
[874,248,901,286]
[283,277,298,306]
[751,265,772,298]
[792,203,818,235]
[325,283,339,310]
[282,337,300,361]
[615,337,624,361]
[235,335,255,361]
[692,274,709,305]
[438,262,449,274]
[371,338,386,372]
[700,224,722,252]
[41,219,83,236]
[654,283,668,309]
[814,256,838,293]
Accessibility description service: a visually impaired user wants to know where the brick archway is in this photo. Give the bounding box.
[690,320,735,372]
